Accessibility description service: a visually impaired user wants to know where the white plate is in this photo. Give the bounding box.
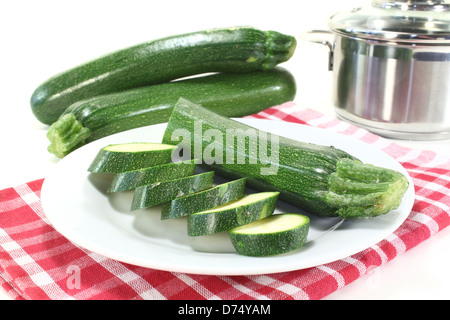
[41,119,415,275]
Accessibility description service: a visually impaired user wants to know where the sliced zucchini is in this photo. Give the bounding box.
[229,213,310,256]
[131,171,215,211]
[108,159,197,192]
[187,191,279,237]
[160,178,246,220]
[88,142,175,173]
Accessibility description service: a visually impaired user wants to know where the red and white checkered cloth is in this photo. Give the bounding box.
[1,102,450,300]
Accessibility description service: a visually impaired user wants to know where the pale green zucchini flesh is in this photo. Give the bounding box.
[87,142,175,173]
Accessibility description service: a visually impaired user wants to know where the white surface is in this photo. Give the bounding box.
[40,120,414,275]
[1,0,449,299]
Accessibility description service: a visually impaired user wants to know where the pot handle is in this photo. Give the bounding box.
[298,30,334,71]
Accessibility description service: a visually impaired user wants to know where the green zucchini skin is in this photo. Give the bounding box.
[31,27,297,125]
[160,178,246,220]
[131,171,215,211]
[107,160,197,193]
[187,191,279,237]
[47,67,296,158]
[87,142,175,173]
[161,98,410,218]
[228,213,310,256]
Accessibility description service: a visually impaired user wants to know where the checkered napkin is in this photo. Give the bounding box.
[1,102,450,300]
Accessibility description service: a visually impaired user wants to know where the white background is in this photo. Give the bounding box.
[1,0,450,300]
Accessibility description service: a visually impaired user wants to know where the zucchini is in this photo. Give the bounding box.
[160,178,246,220]
[87,142,175,173]
[31,27,297,125]
[161,98,409,218]
[187,191,279,237]
[131,171,215,211]
[228,213,310,256]
[47,67,296,158]
[107,159,197,193]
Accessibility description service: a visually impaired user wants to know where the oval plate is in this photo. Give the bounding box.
[41,119,414,275]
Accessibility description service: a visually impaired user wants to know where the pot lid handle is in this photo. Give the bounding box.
[372,0,450,11]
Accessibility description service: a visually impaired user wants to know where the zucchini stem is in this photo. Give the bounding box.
[47,113,91,158]
[263,31,297,70]
[325,159,409,218]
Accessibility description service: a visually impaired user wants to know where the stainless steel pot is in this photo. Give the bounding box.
[303,0,450,140]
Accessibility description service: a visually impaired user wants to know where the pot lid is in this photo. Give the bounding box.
[329,0,450,43]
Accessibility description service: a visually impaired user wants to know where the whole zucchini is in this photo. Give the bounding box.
[161,98,409,219]
[31,26,297,124]
[47,67,296,158]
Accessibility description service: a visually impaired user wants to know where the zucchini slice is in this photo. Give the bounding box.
[160,178,246,220]
[187,191,279,237]
[131,171,215,211]
[229,213,310,256]
[87,142,175,173]
[108,160,197,192]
